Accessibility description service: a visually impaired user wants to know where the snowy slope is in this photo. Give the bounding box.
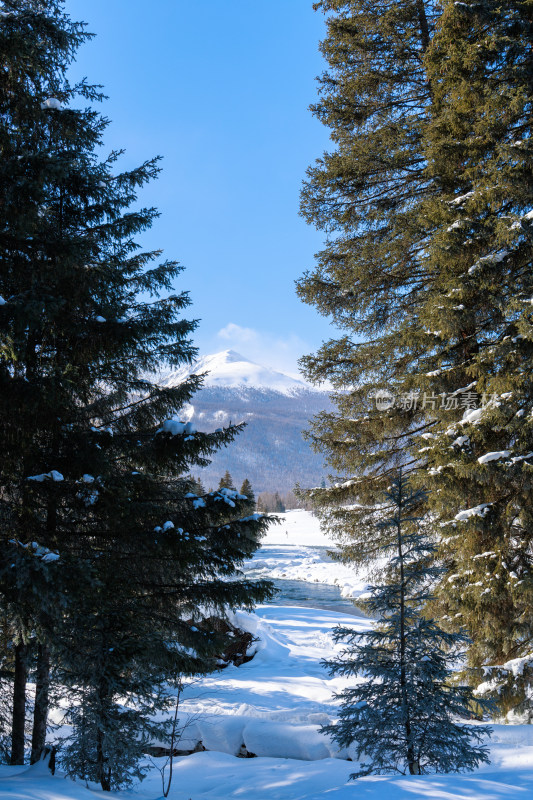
[5,512,532,800]
[5,598,533,800]
[4,750,533,800]
[156,351,332,492]
[158,349,311,395]
[148,603,373,761]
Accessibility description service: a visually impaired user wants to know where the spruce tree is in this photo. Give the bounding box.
[0,0,93,762]
[191,475,206,495]
[297,0,533,704]
[0,0,273,782]
[240,478,255,504]
[296,0,441,567]
[322,472,491,776]
[218,470,235,490]
[412,0,533,697]
[57,472,272,790]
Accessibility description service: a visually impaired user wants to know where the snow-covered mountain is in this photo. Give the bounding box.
[158,350,331,493]
[158,350,310,394]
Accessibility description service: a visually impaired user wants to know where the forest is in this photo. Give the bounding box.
[0,1,532,798]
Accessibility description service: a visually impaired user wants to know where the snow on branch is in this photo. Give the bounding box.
[40,98,63,111]
[27,470,64,482]
[454,504,491,522]
[9,539,60,563]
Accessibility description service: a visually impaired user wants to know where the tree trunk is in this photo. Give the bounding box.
[416,1,431,52]
[163,677,183,797]
[10,641,28,765]
[30,643,50,764]
[97,726,111,792]
[96,674,111,791]
[396,473,419,776]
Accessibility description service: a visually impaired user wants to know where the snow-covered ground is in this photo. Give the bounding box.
[2,509,533,799]
[244,509,370,598]
[154,604,373,761]
[6,747,533,800]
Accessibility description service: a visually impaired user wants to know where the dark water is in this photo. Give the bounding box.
[261,577,366,618]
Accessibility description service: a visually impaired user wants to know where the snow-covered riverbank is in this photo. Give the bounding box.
[4,605,533,800]
[244,509,370,598]
[4,602,533,800]
[3,509,533,799]
[155,604,373,761]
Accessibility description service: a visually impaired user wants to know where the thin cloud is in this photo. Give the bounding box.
[218,323,258,344]
[214,323,310,378]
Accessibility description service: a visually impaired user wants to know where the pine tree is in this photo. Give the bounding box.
[54,467,272,790]
[297,0,533,705]
[0,0,273,782]
[322,472,491,776]
[191,475,206,495]
[0,0,94,762]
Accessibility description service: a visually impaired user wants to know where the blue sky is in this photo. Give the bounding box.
[65,0,335,376]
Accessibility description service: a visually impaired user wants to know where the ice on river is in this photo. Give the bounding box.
[244,509,371,599]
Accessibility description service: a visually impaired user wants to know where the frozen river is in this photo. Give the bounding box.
[261,577,366,617]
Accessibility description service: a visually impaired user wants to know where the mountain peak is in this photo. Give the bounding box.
[220,349,250,362]
[158,350,312,394]
[206,349,254,367]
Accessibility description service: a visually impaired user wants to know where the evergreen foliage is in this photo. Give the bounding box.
[296,0,441,565]
[240,478,255,503]
[0,0,273,784]
[415,0,533,700]
[476,653,533,725]
[218,471,235,490]
[0,2,93,762]
[190,475,206,495]
[56,474,273,789]
[298,0,533,705]
[322,472,491,777]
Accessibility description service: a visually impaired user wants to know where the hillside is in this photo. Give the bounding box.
[157,350,332,492]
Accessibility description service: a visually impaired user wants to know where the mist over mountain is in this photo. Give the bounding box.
[158,350,331,493]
